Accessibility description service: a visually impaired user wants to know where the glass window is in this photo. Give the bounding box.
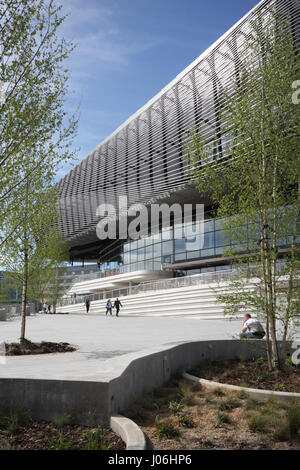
[162,240,173,256]
[200,248,215,257]
[124,243,130,252]
[137,238,145,248]
[215,230,230,247]
[153,243,161,258]
[203,232,214,249]
[151,231,161,242]
[144,236,152,246]
[215,264,231,271]
[144,260,153,270]
[161,226,173,240]
[204,219,214,232]
[215,218,226,230]
[153,258,162,270]
[201,266,215,273]
[137,247,145,261]
[174,223,184,239]
[129,240,137,250]
[175,239,186,253]
[187,250,201,260]
[130,250,138,263]
[144,245,153,259]
[175,252,186,261]
[162,255,173,264]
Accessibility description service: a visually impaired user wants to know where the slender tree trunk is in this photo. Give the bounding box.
[20,247,28,343]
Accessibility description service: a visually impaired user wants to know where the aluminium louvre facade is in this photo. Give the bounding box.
[58,0,300,263]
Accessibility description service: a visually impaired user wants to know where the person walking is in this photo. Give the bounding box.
[47,304,51,314]
[85,298,90,313]
[114,298,123,317]
[105,299,113,316]
[42,302,48,314]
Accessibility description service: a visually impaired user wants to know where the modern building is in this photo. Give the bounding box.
[57,0,300,310]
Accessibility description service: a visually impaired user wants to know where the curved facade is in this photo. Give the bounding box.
[58,0,300,265]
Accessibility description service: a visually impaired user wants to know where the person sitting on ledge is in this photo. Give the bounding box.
[240,314,265,339]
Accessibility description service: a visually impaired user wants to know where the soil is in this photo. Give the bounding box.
[5,339,77,356]
[0,420,125,450]
[124,377,300,450]
[189,358,300,393]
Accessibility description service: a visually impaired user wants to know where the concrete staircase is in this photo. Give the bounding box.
[59,281,253,319]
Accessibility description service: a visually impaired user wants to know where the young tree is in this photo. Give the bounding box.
[187,12,300,370]
[0,1,77,341]
[0,0,77,231]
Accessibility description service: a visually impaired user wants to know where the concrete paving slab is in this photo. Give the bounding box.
[0,313,241,382]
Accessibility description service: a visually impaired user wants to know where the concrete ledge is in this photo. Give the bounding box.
[183,371,300,402]
[110,414,147,450]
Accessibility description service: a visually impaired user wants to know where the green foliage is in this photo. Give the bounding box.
[245,398,265,411]
[178,413,195,428]
[52,414,73,429]
[81,426,112,451]
[0,0,78,340]
[215,411,227,428]
[186,8,300,370]
[154,416,180,439]
[168,400,183,414]
[179,385,193,406]
[0,406,29,434]
[247,413,270,433]
[50,431,74,450]
[218,396,241,411]
[0,439,15,450]
[286,400,300,437]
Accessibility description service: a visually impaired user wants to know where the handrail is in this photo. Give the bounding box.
[59,268,246,307]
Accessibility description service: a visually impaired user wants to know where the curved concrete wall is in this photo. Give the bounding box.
[0,340,293,426]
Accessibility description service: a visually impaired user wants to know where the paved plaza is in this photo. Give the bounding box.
[0,313,241,382]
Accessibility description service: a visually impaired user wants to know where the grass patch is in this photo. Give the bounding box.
[0,406,29,434]
[52,414,73,428]
[81,426,112,450]
[168,400,183,414]
[154,417,180,439]
[247,413,270,433]
[50,431,75,450]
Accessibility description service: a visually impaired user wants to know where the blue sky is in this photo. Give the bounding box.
[58,0,258,179]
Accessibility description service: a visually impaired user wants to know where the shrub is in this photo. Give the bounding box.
[245,398,264,411]
[219,397,241,411]
[52,414,73,428]
[154,417,180,439]
[178,413,195,428]
[168,400,183,414]
[51,432,74,450]
[0,406,29,434]
[247,413,270,433]
[215,411,226,428]
[82,426,111,450]
[286,400,300,437]
[273,420,291,441]
[179,385,193,406]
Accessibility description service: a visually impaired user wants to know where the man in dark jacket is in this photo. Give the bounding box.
[85,298,90,313]
[113,298,123,317]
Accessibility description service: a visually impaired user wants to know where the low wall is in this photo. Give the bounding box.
[0,340,293,425]
[108,339,271,414]
[0,378,110,426]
